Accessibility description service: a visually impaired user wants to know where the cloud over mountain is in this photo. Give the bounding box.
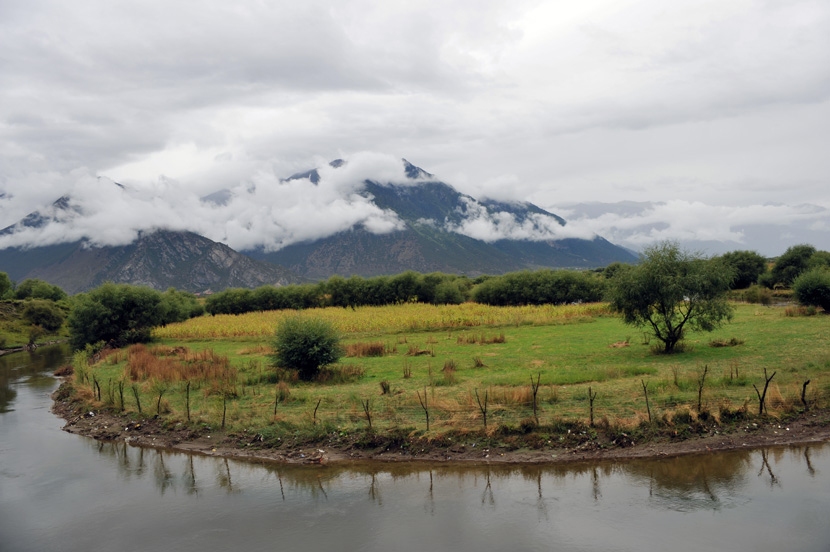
[1,155,594,252]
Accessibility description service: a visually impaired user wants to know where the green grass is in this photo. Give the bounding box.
[70,303,830,442]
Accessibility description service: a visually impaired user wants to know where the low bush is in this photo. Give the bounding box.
[271,317,343,381]
[792,268,830,312]
[22,299,65,332]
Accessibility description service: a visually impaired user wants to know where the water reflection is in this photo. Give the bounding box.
[0,344,70,412]
[3,344,829,552]
[85,438,828,515]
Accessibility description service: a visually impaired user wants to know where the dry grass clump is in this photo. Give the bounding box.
[315,364,366,384]
[406,344,433,356]
[126,344,235,383]
[709,337,744,348]
[239,344,273,355]
[457,333,506,345]
[344,341,386,358]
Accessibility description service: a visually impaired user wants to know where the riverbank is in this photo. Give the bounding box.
[51,381,830,466]
[0,339,67,356]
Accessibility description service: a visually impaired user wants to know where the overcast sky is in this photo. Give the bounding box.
[1,0,828,256]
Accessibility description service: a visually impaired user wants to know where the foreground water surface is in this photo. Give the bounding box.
[1,345,828,552]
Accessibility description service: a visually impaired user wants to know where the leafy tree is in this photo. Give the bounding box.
[807,250,830,271]
[609,242,734,353]
[0,272,12,299]
[271,317,342,380]
[769,244,816,287]
[433,280,465,304]
[720,250,767,289]
[792,268,830,312]
[205,288,255,315]
[471,269,605,306]
[160,288,204,321]
[14,279,67,302]
[68,283,183,349]
[23,299,66,332]
[602,262,627,280]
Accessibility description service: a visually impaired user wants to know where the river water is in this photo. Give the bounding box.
[1,344,828,552]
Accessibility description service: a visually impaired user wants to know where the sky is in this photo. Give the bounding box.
[1,0,828,256]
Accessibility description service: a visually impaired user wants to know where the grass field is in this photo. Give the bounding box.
[70,302,830,443]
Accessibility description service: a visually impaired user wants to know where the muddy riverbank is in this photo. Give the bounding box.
[52,381,830,466]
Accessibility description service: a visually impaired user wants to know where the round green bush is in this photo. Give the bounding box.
[23,299,65,332]
[792,268,830,312]
[271,317,342,381]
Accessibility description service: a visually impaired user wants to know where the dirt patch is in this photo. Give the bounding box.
[51,382,830,466]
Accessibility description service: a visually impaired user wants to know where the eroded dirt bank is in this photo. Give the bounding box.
[52,383,830,466]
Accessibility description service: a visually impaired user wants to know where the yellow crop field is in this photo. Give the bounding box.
[153,302,613,339]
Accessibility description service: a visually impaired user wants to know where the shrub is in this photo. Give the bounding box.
[719,250,767,289]
[271,317,343,381]
[792,268,830,312]
[22,299,65,332]
[14,279,67,301]
[742,284,773,305]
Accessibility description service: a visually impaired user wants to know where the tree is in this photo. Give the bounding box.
[14,278,67,301]
[68,283,167,349]
[792,268,830,312]
[0,272,12,299]
[271,317,342,380]
[720,250,767,289]
[610,242,734,353]
[769,244,816,287]
[22,299,66,332]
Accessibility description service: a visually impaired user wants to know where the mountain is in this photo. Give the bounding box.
[1,159,638,290]
[245,160,637,278]
[0,228,304,294]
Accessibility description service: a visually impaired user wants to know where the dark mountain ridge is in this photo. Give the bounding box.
[1,158,637,291]
[246,160,635,278]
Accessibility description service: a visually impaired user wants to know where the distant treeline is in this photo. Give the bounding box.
[205,269,610,315]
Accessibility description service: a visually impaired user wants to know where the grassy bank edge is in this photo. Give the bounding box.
[51,379,830,465]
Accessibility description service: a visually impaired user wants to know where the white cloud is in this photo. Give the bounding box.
[1,0,829,255]
[445,197,595,242]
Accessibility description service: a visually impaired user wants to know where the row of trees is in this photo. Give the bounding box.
[715,245,830,290]
[205,270,610,315]
[205,272,475,315]
[0,275,67,302]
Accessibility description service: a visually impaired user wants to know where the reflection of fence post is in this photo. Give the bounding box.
[641,380,651,424]
[588,386,598,427]
[530,373,541,425]
[475,388,489,429]
[416,388,430,431]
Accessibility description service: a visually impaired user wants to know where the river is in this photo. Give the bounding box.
[1,344,828,552]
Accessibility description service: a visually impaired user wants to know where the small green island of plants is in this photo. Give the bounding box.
[24,243,830,459]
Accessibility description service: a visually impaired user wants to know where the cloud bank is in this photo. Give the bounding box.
[1,1,829,256]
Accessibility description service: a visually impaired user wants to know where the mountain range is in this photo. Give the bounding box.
[0,159,637,293]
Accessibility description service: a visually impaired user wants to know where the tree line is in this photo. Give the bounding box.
[2,241,828,352]
[204,269,610,315]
